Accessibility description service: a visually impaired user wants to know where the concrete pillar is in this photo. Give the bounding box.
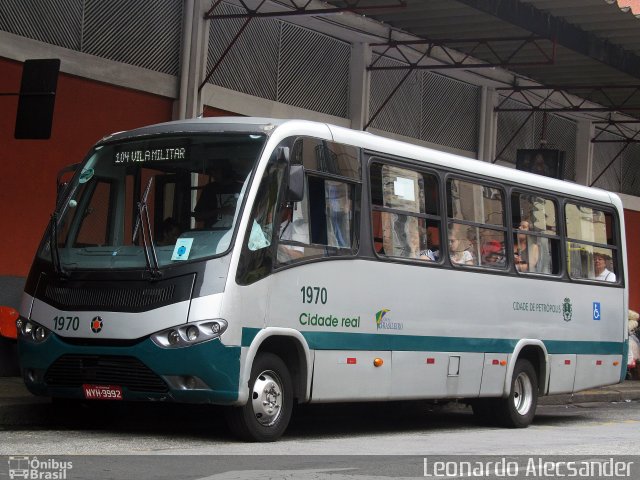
[349,42,371,131]
[177,0,210,120]
[574,119,594,185]
[478,86,498,162]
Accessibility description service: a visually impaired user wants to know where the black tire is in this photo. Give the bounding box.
[495,359,538,428]
[225,352,293,442]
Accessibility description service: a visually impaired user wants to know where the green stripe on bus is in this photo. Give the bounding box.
[241,328,623,355]
[301,331,517,352]
[543,340,622,355]
[242,327,262,346]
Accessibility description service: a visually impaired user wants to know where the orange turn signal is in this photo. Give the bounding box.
[373,357,384,367]
[613,361,620,366]
[499,360,507,366]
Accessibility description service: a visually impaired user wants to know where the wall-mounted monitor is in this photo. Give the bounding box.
[516,149,565,180]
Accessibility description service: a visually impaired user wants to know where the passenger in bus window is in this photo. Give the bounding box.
[418,227,439,261]
[482,240,506,267]
[593,252,616,282]
[514,219,539,272]
[449,236,474,265]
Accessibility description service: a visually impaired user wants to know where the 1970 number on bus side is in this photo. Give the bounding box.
[300,286,327,304]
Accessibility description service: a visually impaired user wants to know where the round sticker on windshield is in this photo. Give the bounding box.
[79,167,94,184]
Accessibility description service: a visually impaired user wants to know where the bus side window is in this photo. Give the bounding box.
[292,136,360,179]
[277,175,356,264]
[511,192,560,275]
[447,178,505,268]
[371,162,441,261]
[276,137,359,266]
[565,204,619,283]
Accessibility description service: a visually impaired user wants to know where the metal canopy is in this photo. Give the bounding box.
[326,0,640,113]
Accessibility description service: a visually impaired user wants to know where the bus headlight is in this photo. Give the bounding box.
[17,318,51,344]
[186,326,199,342]
[151,319,227,349]
[167,329,180,346]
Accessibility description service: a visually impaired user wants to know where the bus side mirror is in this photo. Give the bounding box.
[286,164,305,203]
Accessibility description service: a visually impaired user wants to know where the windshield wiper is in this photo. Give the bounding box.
[133,178,161,279]
[49,212,68,278]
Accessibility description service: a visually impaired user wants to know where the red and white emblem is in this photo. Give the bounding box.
[91,316,103,333]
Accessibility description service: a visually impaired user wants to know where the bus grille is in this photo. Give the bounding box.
[44,285,176,310]
[44,355,168,393]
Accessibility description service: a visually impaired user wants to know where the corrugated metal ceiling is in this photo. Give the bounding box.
[325,0,640,113]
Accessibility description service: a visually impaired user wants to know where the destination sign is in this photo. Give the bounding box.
[114,146,188,165]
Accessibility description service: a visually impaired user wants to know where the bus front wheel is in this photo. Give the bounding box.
[226,352,293,442]
[496,358,538,428]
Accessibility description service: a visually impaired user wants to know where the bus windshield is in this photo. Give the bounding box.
[40,133,266,271]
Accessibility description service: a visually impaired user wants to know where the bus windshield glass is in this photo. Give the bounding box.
[40,133,266,270]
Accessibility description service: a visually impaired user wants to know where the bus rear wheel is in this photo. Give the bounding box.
[226,352,293,442]
[495,358,538,428]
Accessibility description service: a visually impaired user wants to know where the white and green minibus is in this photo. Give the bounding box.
[17,118,628,441]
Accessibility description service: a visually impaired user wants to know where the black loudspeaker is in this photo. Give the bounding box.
[516,149,565,180]
[14,59,60,139]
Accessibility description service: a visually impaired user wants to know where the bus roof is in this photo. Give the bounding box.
[325,122,619,209]
[101,117,620,209]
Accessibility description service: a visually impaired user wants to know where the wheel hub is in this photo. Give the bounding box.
[251,370,283,426]
[513,371,533,415]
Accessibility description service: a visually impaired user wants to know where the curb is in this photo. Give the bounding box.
[539,383,640,405]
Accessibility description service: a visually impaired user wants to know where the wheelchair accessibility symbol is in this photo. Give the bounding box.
[593,302,601,321]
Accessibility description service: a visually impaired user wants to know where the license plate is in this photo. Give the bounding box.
[82,384,123,401]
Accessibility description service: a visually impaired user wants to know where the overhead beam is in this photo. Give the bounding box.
[495,85,640,114]
[368,35,555,71]
[205,0,406,19]
[365,35,554,129]
[593,120,640,143]
[455,0,640,80]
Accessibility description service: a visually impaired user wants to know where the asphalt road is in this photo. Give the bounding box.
[1,378,640,479]
[0,388,639,455]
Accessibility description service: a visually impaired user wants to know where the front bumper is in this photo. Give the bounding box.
[18,333,241,404]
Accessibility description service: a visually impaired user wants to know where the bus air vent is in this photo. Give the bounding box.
[36,273,195,313]
[44,354,168,393]
[44,285,175,310]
